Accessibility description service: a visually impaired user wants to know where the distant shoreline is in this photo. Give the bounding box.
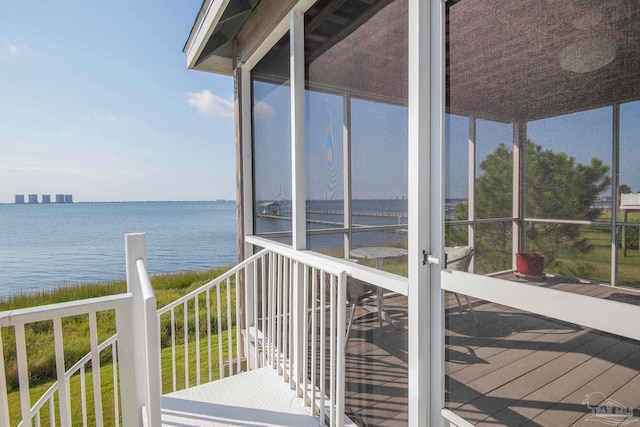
[0,199,235,205]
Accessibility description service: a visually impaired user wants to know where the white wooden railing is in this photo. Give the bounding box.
[155,241,348,427]
[0,234,160,427]
[2,233,349,427]
[0,294,139,427]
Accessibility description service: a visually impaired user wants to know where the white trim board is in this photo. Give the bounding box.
[441,270,640,341]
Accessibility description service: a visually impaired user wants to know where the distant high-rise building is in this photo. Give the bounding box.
[56,194,65,203]
[15,195,25,204]
[42,195,51,204]
[64,194,73,203]
[28,194,38,204]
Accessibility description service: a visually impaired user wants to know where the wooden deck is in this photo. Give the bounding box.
[342,277,640,426]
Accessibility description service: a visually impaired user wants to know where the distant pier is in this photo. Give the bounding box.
[305,209,408,219]
[259,214,344,227]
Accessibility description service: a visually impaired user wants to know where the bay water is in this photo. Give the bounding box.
[0,199,410,298]
[0,201,237,297]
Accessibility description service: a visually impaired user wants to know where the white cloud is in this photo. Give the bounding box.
[90,112,119,122]
[1,40,18,56]
[254,101,276,120]
[185,89,277,120]
[185,89,234,118]
[0,39,29,57]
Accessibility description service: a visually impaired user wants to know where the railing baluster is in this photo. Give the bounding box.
[53,318,71,427]
[252,257,258,370]
[319,270,326,420]
[195,296,200,385]
[0,329,10,427]
[89,312,104,427]
[302,264,309,405]
[112,341,119,427]
[206,288,212,383]
[49,396,55,427]
[226,277,233,376]
[171,308,176,392]
[330,274,336,427]
[81,366,87,427]
[183,301,189,388]
[288,260,294,388]
[336,272,346,427]
[276,254,283,375]
[34,412,40,427]
[216,282,224,379]
[261,255,267,368]
[311,267,318,413]
[235,271,241,374]
[66,379,72,425]
[15,323,32,427]
[282,257,288,382]
[269,253,275,368]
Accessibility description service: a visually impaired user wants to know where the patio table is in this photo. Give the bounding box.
[350,246,408,329]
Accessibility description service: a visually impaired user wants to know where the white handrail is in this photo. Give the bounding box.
[246,235,409,295]
[136,259,162,427]
[0,294,133,327]
[158,248,270,315]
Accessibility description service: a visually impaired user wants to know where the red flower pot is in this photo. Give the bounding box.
[515,253,545,279]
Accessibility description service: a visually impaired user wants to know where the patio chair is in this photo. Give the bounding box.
[345,277,379,339]
[445,246,478,324]
[313,266,380,344]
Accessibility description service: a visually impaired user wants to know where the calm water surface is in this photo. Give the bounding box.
[0,202,237,297]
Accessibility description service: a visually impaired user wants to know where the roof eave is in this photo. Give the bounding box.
[184,0,233,74]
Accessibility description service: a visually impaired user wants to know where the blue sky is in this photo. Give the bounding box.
[0,1,236,203]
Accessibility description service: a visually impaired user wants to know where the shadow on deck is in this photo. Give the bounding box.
[343,279,640,426]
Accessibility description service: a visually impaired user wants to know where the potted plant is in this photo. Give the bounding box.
[515,252,545,279]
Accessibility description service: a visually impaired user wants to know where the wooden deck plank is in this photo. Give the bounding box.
[470,333,627,426]
[522,344,640,426]
[448,321,593,392]
[490,337,639,424]
[568,371,640,426]
[449,328,603,421]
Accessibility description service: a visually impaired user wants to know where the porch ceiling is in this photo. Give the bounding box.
[190,0,640,122]
[448,0,640,123]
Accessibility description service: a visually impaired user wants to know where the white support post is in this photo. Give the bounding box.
[343,92,353,258]
[428,1,445,424]
[115,298,139,426]
[513,122,527,268]
[241,65,255,256]
[611,104,620,286]
[291,8,306,252]
[124,233,149,426]
[290,7,306,393]
[408,0,443,425]
[468,117,476,272]
[239,65,256,360]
